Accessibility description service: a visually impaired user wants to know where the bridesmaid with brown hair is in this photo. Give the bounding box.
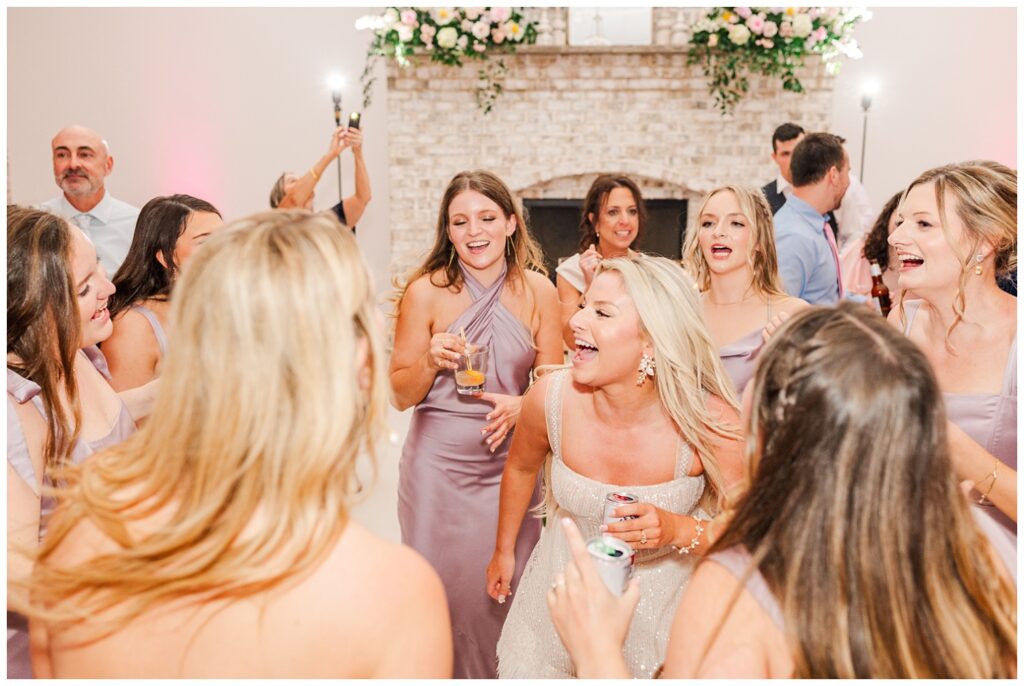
[390,170,562,678]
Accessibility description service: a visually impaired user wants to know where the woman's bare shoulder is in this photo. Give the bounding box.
[773,295,809,316]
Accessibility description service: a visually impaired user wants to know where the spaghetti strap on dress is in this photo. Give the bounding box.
[130,304,168,358]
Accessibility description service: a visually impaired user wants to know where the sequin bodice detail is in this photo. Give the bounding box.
[497,369,705,678]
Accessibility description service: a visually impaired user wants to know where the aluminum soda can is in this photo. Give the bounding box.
[603,492,640,526]
[586,536,635,596]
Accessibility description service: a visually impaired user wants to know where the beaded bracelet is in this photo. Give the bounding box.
[672,516,705,555]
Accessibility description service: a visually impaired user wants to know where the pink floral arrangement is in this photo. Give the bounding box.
[688,6,870,114]
[357,7,538,113]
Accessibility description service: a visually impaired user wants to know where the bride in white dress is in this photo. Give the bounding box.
[487,254,746,678]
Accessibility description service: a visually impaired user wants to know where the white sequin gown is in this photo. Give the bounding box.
[496,369,706,678]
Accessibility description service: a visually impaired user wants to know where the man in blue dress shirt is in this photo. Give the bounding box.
[772,133,851,304]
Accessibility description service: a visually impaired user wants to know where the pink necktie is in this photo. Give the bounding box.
[823,220,844,298]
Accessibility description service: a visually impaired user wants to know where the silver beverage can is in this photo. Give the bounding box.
[603,492,640,526]
[586,536,635,596]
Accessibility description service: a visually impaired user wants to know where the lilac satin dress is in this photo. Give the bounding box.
[398,263,541,679]
[716,299,775,394]
[6,346,136,679]
[719,328,764,394]
[904,301,1017,534]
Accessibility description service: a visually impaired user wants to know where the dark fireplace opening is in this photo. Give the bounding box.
[523,198,688,283]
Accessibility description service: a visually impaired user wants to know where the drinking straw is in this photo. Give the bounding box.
[460,327,473,371]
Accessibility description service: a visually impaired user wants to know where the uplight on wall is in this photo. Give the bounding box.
[859,79,880,181]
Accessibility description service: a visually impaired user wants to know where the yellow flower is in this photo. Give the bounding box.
[722,10,733,22]
[785,7,795,16]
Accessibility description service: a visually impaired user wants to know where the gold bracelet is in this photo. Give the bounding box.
[977,461,1000,505]
[309,166,320,182]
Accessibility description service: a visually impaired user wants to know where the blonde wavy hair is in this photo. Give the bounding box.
[682,185,786,297]
[19,210,388,640]
[895,162,1017,344]
[705,302,1016,677]
[541,254,740,517]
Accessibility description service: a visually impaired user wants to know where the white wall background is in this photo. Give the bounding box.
[7,7,394,294]
[7,7,1017,291]
[830,6,1016,208]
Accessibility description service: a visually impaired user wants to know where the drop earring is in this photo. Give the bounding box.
[974,253,984,276]
[636,352,656,387]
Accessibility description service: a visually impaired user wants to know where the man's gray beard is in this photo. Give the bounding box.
[60,179,99,197]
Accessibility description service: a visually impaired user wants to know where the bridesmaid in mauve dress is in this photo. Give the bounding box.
[390,171,562,679]
[889,163,1017,534]
[682,185,807,394]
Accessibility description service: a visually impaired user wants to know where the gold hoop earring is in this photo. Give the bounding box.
[506,235,517,262]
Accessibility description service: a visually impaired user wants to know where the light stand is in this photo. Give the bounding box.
[330,85,344,204]
[859,92,871,181]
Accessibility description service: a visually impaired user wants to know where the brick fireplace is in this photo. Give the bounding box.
[385,40,835,280]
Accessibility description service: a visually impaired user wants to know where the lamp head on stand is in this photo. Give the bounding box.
[328,74,344,127]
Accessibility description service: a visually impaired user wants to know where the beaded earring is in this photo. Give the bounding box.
[974,253,984,276]
[636,352,656,386]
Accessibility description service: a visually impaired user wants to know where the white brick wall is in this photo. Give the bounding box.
[387,46,834,278]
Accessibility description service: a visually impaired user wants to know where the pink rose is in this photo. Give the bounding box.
[779,21,794,37]
[747,15,764,34]
[471,20,490,40]
[473,42,486,52]
[420,22,436,37]
[735,6,752,19]
[461,19,473,32]
[491,28,506,44]
[400,9,418,26]
[490,6,511,23]
[814,26,828,41]
[806,35,817,49]
[762,20,778,37]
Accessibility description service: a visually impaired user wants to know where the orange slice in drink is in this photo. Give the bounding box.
[456,370,485,387]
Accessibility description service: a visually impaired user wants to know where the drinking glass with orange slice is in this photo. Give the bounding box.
[455,344,488,395]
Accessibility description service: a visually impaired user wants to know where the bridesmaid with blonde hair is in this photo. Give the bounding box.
[683,185,808,392]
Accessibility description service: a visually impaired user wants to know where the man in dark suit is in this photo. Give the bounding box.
[763,122,841,241]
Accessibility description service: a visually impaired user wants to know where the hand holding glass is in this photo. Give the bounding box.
[455,344,488,395]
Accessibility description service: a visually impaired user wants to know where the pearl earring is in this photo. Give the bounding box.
[636,353,656,386]
[975,253,984,276]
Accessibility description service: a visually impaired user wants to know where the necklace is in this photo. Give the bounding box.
[707,292,760,307]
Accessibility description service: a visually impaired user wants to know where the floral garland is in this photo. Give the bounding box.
[356,7,538,114]
[686,7,870,115]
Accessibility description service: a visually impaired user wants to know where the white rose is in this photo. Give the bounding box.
[461,19,473,32]
[457,34,469,50]
[436,26,458,49]
[397,23,414,42]
[708,33,719,47]
[431,7,454,26]
[464,7,482,21]
[383,8,399,26]
[793,14,813,38]
[728,23,751,45]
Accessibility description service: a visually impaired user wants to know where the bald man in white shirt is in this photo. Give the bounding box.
[39,125,140,275]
